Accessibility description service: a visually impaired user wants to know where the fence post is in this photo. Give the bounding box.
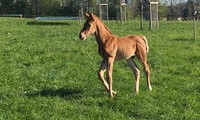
[140,4,143,30]
[193,17,196,40]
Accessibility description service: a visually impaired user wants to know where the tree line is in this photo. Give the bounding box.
[0,0,198,20]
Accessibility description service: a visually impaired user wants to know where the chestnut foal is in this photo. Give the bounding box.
[79,13,152,97]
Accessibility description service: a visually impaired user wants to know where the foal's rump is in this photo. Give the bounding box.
[129,35,149,54]
[140,36,149,53]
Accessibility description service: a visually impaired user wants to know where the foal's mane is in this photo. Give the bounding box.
[92,14,112,34]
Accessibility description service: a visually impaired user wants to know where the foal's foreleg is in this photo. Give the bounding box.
[98,59,117,96]
[126,58,140,94]
[107,57,115,97]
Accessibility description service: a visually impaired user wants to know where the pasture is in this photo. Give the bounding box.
[0,18,200,119]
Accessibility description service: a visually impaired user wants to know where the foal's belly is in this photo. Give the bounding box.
[115,50,135,60]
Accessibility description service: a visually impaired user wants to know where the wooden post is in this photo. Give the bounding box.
[116,5,118,22]
[90,7,94,14]
[119,3,127,23]
[106,4,109,20]
[78,10,82,25]
[125,4,127,22]
[98,3,109,20]
[156,2,159,29]
[141,4,144,30]
[193,17,196,39]
[149,3,152,30]
[149,1,159,30]
[120,4,123,23]
[78,11,80,25]
[99,4,101,19]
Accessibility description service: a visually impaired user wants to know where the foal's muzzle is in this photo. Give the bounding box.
[79,32,87,40]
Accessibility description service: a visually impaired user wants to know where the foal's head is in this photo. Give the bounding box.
[79,13,97,40]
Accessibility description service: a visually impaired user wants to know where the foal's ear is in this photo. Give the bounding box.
[84,12,91,18]
[84,12,94,20]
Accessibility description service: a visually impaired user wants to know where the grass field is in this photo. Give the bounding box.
[0,17,200,119]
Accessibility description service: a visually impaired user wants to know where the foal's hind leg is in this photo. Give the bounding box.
[126,58,140,94]
[98,59,117,96]
[142,61,152,91]
[136,50,152,91]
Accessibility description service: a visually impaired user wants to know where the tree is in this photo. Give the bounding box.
[186,0,195,19]
[1,0,192,20]
[1,0,15,14]
[15,0,32,17]
[64,0,80,16]
[159,3,168,19]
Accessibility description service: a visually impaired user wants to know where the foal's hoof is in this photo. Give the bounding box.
[113,91,117,96]
[109,91,117,98]
[135,91,139,96]
[148,86,152,91]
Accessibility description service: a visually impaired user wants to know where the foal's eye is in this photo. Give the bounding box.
[88,24,91,28]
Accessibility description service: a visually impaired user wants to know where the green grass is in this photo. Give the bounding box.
[0,18,200,119]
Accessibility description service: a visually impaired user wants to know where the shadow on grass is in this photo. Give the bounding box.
[172,38,193,41]
[26,21,71,26]
[25,88,83,100]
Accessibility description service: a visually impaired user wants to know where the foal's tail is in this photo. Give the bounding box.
[141,36,149,53]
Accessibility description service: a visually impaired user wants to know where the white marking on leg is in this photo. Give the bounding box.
[148,85,152,91]
[135,68,140,94]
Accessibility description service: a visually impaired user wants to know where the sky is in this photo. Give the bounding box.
[159,0,200,4]
[159,0,189,4]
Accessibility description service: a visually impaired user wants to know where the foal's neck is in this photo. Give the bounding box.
[94,21,112,44]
